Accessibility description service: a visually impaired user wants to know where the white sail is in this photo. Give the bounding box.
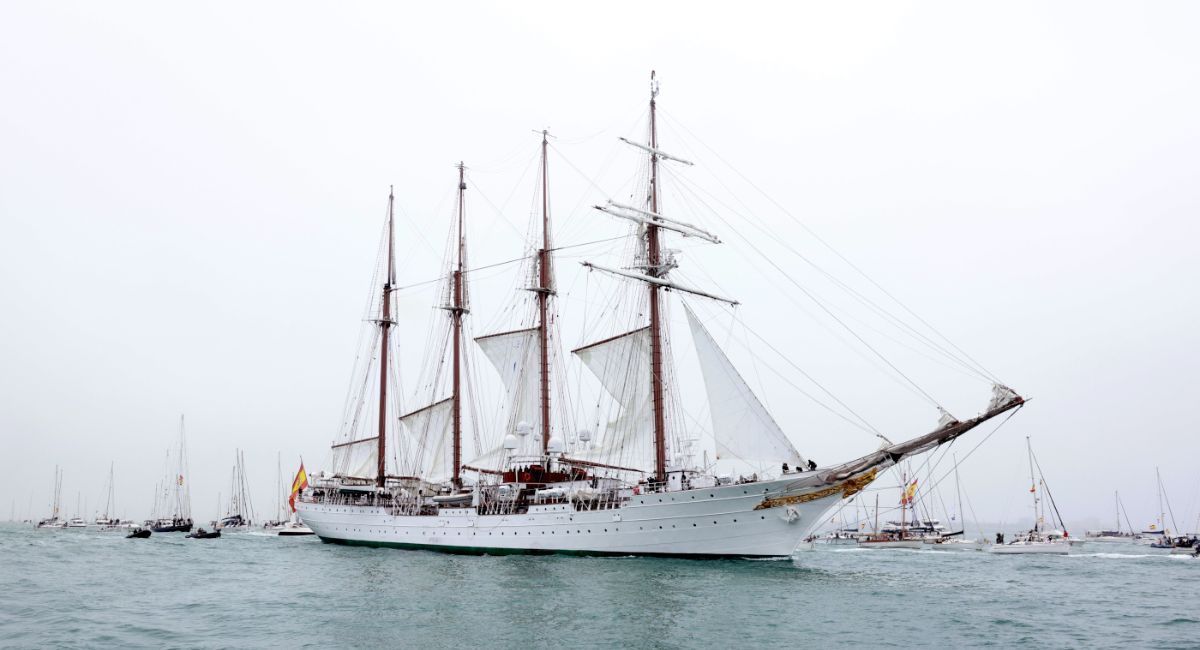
[399,398,455,483]
[684,305,804,468]
[331,436,378,480]
[476,327,541,456]
[572,327,655,471]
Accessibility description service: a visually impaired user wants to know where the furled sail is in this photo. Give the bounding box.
[684,305,805,469]
[475,327,541,456]
[399,398,455,483]
[571,327,655,471]
[331,436,378,480]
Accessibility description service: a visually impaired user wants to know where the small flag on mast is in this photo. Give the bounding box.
[289,463,309,513]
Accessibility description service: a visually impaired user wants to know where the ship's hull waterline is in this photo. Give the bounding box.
[299,472,875,558]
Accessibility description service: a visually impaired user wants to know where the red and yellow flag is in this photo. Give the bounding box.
[289,462,309,512]
[900,479,918,505]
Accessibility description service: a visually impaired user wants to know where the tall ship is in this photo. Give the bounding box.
[297,74,1026,558]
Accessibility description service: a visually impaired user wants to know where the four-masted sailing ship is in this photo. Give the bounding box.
[296,74,1025,558]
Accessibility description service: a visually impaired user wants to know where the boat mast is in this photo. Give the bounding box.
[954,454,965,534]
[1114,490,1119,532]
[376,187,396,488]
[647,70,668,482]
[536,131,554,454]
[1026,436,1038,532]
[1155,466,1165,534]
[451,164,468,487]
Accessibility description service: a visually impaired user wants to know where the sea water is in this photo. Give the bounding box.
[1,523,1197,648]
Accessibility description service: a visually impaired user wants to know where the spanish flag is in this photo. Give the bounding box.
[900,479,918,505]
[289,462,309,512]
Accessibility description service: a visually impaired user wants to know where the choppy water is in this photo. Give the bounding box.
[2,523,1197,648]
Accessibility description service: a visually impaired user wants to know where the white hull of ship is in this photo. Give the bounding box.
[298,476,855,558]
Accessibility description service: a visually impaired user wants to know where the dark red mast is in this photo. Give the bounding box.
[376,187,396,488]
[646,72,668,482]
[536,131,554,453]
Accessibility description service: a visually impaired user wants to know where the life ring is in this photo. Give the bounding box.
[519,472,532,482]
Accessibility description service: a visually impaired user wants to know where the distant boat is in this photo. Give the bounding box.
[95,462,121,528]
[277,516,314,537]
[1141,468,1182,548]
[217,449,255,529]
[149,416,194,533]
[859,473,926,549]
[65,517,88,528]
[186,527,220,539]
[126,527,151,539]
[1085,491,1136,542]
[988,437,1070,555]
[35,466,65,529]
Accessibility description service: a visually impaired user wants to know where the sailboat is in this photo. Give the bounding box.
[263,453,288,530]
[296,75,1026,558]
[95,462,121,528]
[1137,467,1171,545]
[989,437,1069,555]
[859,472,924,549]
[35,466,65,529]
[150,415,194,533]
[925,456,987,550]
[218,450,255,529]
[1085,491,1136,542]
[277,463,313,536]
[1140,469,1197,553]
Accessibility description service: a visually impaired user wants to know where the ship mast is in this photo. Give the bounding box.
[451,164,468,486]
[376,187,396,488]
[647,71,668,482]
[536,131,554,453]
[1026,436,1038,532]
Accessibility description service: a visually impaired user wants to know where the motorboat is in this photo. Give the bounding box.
[186,528,220,539]
[126,528,151,539]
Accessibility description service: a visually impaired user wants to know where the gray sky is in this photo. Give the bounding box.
[2,1,1197,532]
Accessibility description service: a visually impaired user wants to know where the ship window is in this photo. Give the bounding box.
[761,516,765,520]
[692,523,697,527]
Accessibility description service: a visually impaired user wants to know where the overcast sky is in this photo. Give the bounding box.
[2,2,1197,532]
